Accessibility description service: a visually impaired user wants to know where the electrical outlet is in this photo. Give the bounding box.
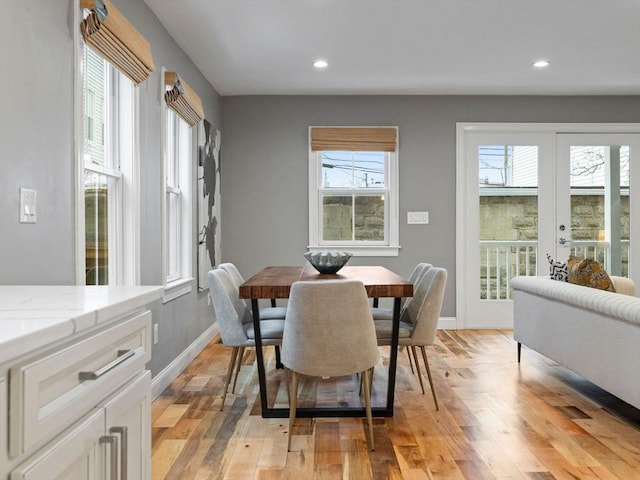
[153,323,159,345]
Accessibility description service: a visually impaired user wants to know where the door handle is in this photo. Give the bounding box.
[110,426,128,480]
[79,350,135,381]
[100,434,119,480]
[558,237,572,245]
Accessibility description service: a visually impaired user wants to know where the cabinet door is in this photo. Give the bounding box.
[9,410,104,480]
[1,378,7,476]
[101,371,151,480]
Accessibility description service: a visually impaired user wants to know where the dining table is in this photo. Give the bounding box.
[238,265,413,419]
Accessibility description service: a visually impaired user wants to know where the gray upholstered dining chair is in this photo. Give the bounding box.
[374,267,447,410]
[281,280,380,451]
[208,269,285,410]
[218,262,287,319]
[218,262,286,369]
[371,262,432,320]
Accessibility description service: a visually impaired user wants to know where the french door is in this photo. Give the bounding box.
[456,124,640,329]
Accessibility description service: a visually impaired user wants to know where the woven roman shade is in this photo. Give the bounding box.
[80,0,155,84]
[164,72,204,127]
[310,127,397,152]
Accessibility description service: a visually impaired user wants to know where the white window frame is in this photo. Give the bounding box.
[74,5,139,286]
[308,127,400,256]
[162,69,194,302]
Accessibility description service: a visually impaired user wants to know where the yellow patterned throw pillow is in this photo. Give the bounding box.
[567,255,616,292]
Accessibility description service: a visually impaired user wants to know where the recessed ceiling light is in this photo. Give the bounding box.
[533,60,550,68]
[313,59,328,69]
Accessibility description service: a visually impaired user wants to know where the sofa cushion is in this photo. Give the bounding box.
[547,253,568,281]
[567,255,616,292]
[611,276,636,296]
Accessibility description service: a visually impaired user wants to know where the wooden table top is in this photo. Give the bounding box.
[238,265,413,299]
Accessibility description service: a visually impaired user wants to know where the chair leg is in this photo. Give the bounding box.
[362,368,375,451]
[405,346,415,374]
[275,345,284,369]
[221,347,239,411]
[285,368,291,406]
[231,347,245,394]
[288,371,299,452]
[358,367,375,396]
[411,346,426,394]
[369,367,374,392]
[420,346,439,411]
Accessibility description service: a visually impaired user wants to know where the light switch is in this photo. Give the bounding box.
[20,188,37,224]
[407,211,429,224]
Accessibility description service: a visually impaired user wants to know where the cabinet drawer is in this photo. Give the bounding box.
[9,310,151,457]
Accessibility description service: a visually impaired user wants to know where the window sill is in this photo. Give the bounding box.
[307,246,401,257]
[163,277,193,303]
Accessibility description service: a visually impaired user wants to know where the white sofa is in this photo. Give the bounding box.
[511,275,640,410]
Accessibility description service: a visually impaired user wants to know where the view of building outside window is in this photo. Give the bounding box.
[83,46,109,285]
[320,151,386,242]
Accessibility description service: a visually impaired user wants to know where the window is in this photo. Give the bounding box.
[162,102,193,298]
[80,45,138,285]
[308,127,399,256]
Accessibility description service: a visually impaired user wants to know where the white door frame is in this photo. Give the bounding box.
[456,123,640,330]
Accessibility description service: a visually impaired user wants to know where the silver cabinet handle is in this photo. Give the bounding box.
[110,426,128,480]
[100,434,119,480]
[79,349,135,381]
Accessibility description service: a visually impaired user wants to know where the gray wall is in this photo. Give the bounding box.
[220,96,640,317]
[0,0,221,377]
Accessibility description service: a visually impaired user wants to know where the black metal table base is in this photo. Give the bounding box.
[252,297,402,419]
[260,407,394,418]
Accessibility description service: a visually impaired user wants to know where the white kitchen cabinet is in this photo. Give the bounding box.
[0,378,6,473]
[9,372,150,480]
[0,286,162,480]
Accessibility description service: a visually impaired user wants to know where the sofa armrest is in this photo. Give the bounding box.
[511,276,640,326]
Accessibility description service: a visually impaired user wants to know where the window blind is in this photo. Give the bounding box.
[164,72,204,127]
[80,0,155,84]
[310,127,397,152]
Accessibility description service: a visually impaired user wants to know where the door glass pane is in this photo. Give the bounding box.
[569,145,629,276]
[479,145,538,299]
[85,171,109,285]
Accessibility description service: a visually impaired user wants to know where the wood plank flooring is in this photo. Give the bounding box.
[151,330,640,479]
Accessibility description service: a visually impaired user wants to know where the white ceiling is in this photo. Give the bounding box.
[144,0,640,96]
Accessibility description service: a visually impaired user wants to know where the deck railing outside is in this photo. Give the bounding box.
[479,240,629,300]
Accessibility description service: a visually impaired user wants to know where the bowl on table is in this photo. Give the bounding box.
[303,251,353,274]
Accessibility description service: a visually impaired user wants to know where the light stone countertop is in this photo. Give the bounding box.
[0,285,163,366]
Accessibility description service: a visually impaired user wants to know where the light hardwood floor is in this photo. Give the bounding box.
[151,330,640,479]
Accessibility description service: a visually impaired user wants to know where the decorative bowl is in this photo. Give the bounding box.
[304,251,353,274]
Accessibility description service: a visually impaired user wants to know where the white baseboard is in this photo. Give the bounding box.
[151,323,219,400]
[437,316,458,330]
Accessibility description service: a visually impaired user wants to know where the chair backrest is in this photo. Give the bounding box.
[282,280,379,377]
[408,263,432,284]
[208,269,252,346]
[404,267,447,346]
[218,263,245,289]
